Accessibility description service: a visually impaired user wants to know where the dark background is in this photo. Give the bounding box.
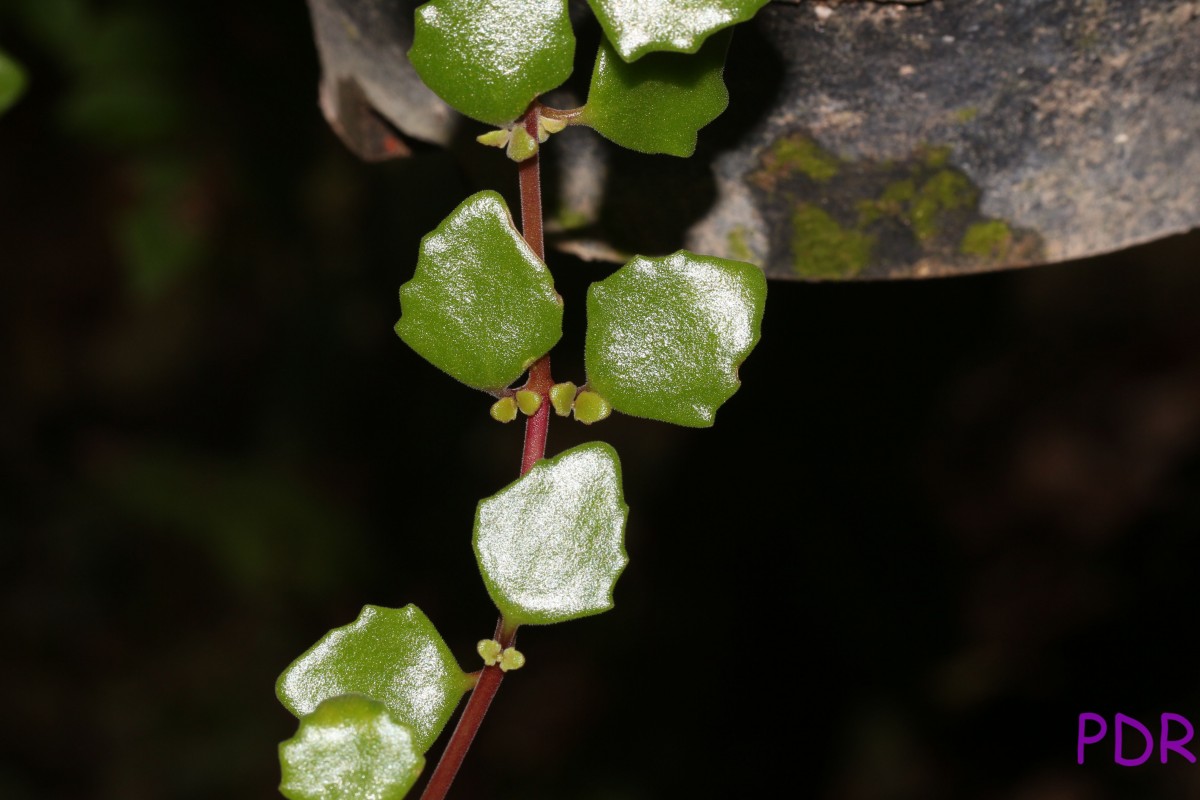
[3,2,1200,798]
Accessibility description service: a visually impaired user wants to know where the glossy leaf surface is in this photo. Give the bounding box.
[277,605,472,752]
[396,191,563,391]
[409,0,574,126]
[279,694,423,800]
[583,29,731,157]
[474,442,628,626]
[0,49,27,115]
[585,0,767,61]
[585,251,766,427]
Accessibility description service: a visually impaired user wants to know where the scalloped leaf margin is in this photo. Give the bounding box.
[474,441,628,626]
[279,694,424,800]
[584,250,766,427]
[585,0,768,62]
[276,604,473,753]
[396,190,563,391]
[409,0,575,125]
[583,28,732,157]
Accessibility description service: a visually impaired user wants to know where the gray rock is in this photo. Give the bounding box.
[306,0,1200,279]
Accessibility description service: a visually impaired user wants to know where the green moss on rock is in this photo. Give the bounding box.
[766,135,840,182]
[791,205,873,279]
[750,130,1037,279]
[881,179,917,207]
[910,170,978,241]
[922,146,952,169]
[960,220,1013,260]
[859,180,915,226]
[953,106,979,124]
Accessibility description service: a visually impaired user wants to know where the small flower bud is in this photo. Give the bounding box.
[476,129,512,148]
[477,639,503,666]
[490,396,518,423]
[537,116,567,143]
[516,390,542,416]
[506,125,538,162]
[498,647,526,672]
[549,382,577,416]
[573,390,612,425]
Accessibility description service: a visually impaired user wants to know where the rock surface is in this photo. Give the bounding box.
[307,0,1200,279]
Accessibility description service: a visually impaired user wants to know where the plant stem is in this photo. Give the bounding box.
[520,365,551,475]
[519,110,545,262]
[419,107,548,800]
[418,617,517,800]
[518,107,552,477]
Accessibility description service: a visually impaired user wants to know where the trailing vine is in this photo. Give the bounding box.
[276,2,770,797]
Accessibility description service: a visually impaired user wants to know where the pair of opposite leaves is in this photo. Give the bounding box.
[278,439,628,799]
[408,0,770,156]
[396,191,766,428]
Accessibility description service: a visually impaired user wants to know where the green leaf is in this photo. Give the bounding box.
[0,48,28,115]
[585,250,766,427]
[409,0,574,126]
[280,694,423,800]
[474,442,628,626]
[395,191,563,391]
[582,29,731,157]
[584,0,768,62]
[276,605,473,753]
